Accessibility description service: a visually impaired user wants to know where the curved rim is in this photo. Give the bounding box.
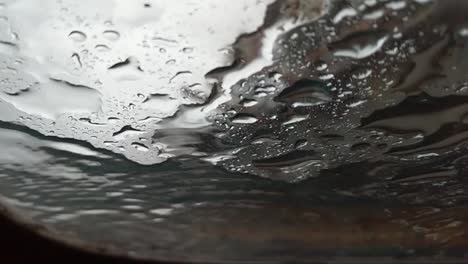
[1,201,468,264]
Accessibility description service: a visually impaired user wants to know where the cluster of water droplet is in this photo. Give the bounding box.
[0,0,275,165]
[2,0,468,185]
[203,0,468,182]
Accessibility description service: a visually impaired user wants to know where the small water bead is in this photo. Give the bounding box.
[165,59,176,65]
[182,47,194,53]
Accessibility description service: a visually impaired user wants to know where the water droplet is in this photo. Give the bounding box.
[253,150,324,173]
[68,30,87,42]
[351,142,372,152]
[102,30,120,41]
[364,0,377,7]
[348,100,367,108]
[108,57,144,81]
[150,208,173,216]
[104,141,117,146]
[95,44,110,52]
[113,125,144,141]
[71,53,82,67]
[275,79,331,108]
[386,1,407,10]
[416,153,440,159]
[132,142,149,152]
[169,71,192,83]
[363,9,385,20]
[295,139,308,149]
[282,115,308,125]
[231,114,258,124]
[182,47,194,53]
[459,27,468,37]
[319,73,334,80]
[352,68,372,80]
[457,84,468,94]
[107,117,120,124]
[254,85,276,95]
[333,7,358,24]
[331,32,389,59]
[315,61,328,71]
[240,98,258,107]
[0,78,101,120]
[165,59,176,65]
[268,71,283,82]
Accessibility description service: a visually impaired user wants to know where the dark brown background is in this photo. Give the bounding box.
[0,213,163,264]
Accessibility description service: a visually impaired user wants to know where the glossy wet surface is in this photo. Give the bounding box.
[0,0,468,262]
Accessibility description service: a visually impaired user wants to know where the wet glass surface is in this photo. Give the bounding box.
[0,0,468,262]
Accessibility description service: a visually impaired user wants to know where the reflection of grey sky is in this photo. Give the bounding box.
[0,0,274,164]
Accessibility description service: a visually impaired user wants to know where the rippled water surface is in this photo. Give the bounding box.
[1,0,468,262]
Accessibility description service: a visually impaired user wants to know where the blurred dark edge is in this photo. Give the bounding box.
[1,204,467,264]
[0,209,173,264]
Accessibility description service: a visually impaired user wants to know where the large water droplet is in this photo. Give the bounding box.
[0,78,101,120]
[231,114,258,124]
[275,79,332,107]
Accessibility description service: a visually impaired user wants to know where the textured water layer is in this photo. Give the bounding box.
[0,0,468,262]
